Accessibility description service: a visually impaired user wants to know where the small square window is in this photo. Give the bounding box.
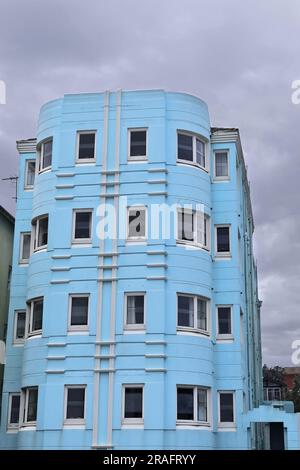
[65,386,86,424]
[73,210,92,243]
[125,294,145,329]
[69,295,89,330]
[77,132,96,161]
[127,207,146,241]
[177,386,209,424]
[24,160,36,189]
[215,225,231,256]
[14,310,26,344]
[8,393,20,429]
[19,232,31,263]
[128,129,147,160]
[217,306,232,337]
[123,385,143,423]
[214,151,229,179]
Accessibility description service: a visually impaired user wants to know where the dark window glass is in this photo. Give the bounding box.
[197,298,207,331]
[215,152,228,177]
[32,299,43,332]
[197,388,207,422]
[16,311,26,339]
[127,295,144,325]
[124,387,143,419]
[178,134,193,161]
[27,388,38,422]
[130,130,147,157]
[71,297,89,326]
[38,217,48,247]
[74,212,91,239]
[21,233,31,261]
[220,393,234,422]
[178,296,194,328]
[217,226,230,253]
[26,161,36,187]
[196,139,205,167]
[218,307,231,335]
[78,133,95,160]
[66,388,85,419]
[178,211,194,242]
[10,395,20,424]
[177,388,194,420]
[42,140,52,169]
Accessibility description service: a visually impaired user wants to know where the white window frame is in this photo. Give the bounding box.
[177,130,208,171]
[72,209,93,244]
[176,385,211,426]
[177,209,210,251]
[68,294,89,332]
[127,206,147,242]
[27,297,43,337]
[38,138,53,172]
[216,305,233,340]
[64,385,86,426]
[213,150,230,181]
[127,128,148,161]
[76,130,97,163]
[177,293,210,336]
[13,310,27,345]
[24,159,36,190]
[22,387,38,427]
[218,391,236,428]
[19,232,31,264]
[122,384,144,426]
[32,215,48,252]
[124,292,146,331]
[7,392,21,430]
[215,224,231,258]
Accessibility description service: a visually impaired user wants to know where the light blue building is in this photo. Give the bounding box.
[1,90,299,450]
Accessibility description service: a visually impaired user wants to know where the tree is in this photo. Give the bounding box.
[263,364,285,387]
[286,376,300,412]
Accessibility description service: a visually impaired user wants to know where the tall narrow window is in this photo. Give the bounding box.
[127,207,146,241]
[177,132,206,169]
[125,294,145,329]
[23,387,38,425]
[177,210,209,249]
[77,131,96,162]
[14,310,26,344]
[128,129,147,160]
[177,294,209,334]
[217,306,232,338]
[39,138,52,171]
[219,391,235,425]
[65,386,86,424]
[123,385,144,423]
[19,232,31,263]
[215,225,231,256]
[73,210,92,243]
[214,151,229,179]
[24,160,36,189]
[8,393,21,429]
[69,295,89,330]
[28,298,43,336]
[32,215,48,251]
[177,386,209,424]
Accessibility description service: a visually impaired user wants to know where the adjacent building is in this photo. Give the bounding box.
[0,90,299,449]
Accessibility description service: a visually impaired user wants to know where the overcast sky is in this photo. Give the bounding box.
[0,0,299,366]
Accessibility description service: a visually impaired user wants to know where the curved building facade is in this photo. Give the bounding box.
[1,90,299,450]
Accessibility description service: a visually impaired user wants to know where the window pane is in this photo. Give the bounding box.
[78,133,95,160]
[16,311,26,339]
[217,227,230,252]
[32,299,43,331]
[21,233,31,261]
[178,134,193,161]
[75,212,91,239]
[124,387,143,418]
[38,217,48,247]
[177,388,194,420]
[127,295,144,325]
[215,152,228,177]
[128,209,146,238]
[66,388,85,419]
[10,395,20,424]
[196,139,205,167]
[197,298,207,331]
[178,211,194,242]
[197,388,207,422]
[42,140,52,169]
[27,388,38,422]
[218,307,231,335]
[26,161,35,186]
[196,213,207,246]
[220,393,234,422]
[130,130,147,157]
[71,297,88,326]
[178,296,194,328]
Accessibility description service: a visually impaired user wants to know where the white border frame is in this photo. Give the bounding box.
[28,297,43,337]
[64,385,86,426]
[122,384,144,426]
[124,292,146,331]
[19,232,31,264]
[126,206,147,242]
[68,294,90,332]
[32,215,48,252]
[176,385,211,427]
[213,149,230,181]
[7,392,21,430]
[176,209,210,251]
[38,138,53,173]
[216,305,233,340]
[214,224,231,258]
[72,209,93,245]
[76,130,97,164]
[22,387,38,427]
[177,130,209,172]
[24,159,36,190]
[177,293,210,336]
[127,128,148,161]
[218,390,236,429]
[13,310,27,345]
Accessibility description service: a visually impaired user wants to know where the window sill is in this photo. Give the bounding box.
[38,167,51,174]
[24,186,34,191]
[19,261,29,266]
[33,246,47,253]
[177,160,208,173]
[27,333,42,339]
[176,240,209,252]
[6,428,19,434]
[218,425,236,432]
[177,328,210,337]
[13,341,25,347]
[216,335,234,342]
[126,239,147,245]
[63,421,85,428]
[67,330,89,335]
[214,253,231,260]
[176,421,210,429]
[127,157,148,162]
[213,177,230,183]
[123,327,146,334]
[75,159,96,164]
[20,424,37,430]
[71,242,92,247]
[121,419,144,428]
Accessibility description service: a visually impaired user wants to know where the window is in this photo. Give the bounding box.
[69,295,89,331]
[24,160,36,189]
[39,138,53,171]
[76,131,96,162]
[123,386,143,424]
[177,294,209,334]
[177,132,206,169]
[14,310,26,344]
[28,298,43,336]
[217,306,232,338]
[177,386,209,424]
[72,210,92,243]
[19,232,31,263]
[32,215,48,251]
[125,293,145,329]
[127,207,147,241]
[214,151,229,179]
[7,393,20,429]
[218,391,235,426]
[23,387,38,425]
[177,210,209,249]
[65,386,86,424]
[215,225,231,256]
[128,129,147,160]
